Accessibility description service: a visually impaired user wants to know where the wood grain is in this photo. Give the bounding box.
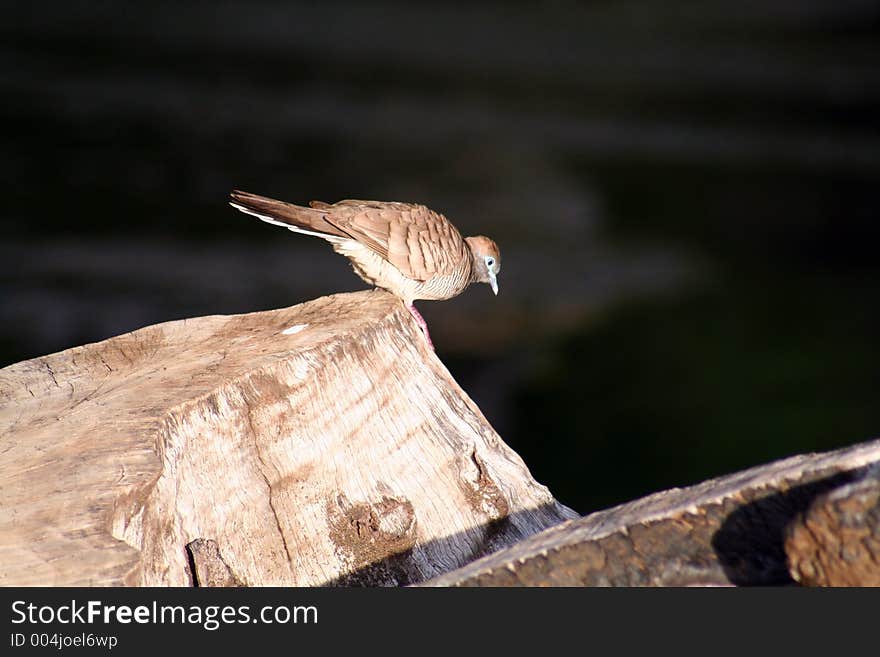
[0,289,576,586]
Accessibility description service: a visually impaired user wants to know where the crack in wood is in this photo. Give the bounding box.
[44,361,59,388]
[243,395,294,567]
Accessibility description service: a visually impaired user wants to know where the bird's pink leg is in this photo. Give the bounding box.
[405,303,434,350]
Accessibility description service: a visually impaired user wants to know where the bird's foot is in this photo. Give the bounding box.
[405,303,435,350]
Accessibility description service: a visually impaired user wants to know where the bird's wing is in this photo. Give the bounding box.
[325,202,467,281]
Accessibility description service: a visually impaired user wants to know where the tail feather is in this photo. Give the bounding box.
[229,190,348,241]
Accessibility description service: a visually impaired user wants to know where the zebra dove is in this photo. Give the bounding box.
[229,190,501,349]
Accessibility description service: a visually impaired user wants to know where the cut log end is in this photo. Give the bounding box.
[785,465,880,587]
[0,289,576,586]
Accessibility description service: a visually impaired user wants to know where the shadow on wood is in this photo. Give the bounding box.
[0,290,577,586]
[711,469,865,585]
[319,503,567,587]
[783,464,880,586]
[423,439,880,586]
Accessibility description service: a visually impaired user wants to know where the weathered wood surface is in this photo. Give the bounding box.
[0,289,577,586]
[423,439,880,586]
[785,465,880,586]
[185,539,243,587]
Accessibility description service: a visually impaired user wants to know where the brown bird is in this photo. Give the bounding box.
[229,190,501,349]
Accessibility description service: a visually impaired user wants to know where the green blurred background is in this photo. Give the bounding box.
[2,1,879,514]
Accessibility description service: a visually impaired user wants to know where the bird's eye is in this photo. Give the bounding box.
[486,257,495,268]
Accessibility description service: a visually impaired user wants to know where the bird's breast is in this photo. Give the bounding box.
[334,241,471,302]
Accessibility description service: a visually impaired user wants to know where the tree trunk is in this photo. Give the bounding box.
[0,290,577,586]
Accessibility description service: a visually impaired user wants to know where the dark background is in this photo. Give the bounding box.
[3,1,879,514]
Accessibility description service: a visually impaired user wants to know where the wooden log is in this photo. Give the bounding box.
[423,439,880,586]
[0,289,577,586]
[785,465,880,586]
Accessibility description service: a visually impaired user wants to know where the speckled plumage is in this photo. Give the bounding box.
[229,190,501,349]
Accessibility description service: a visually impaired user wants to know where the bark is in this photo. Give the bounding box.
[424,439,880,586]
[785,465,880,586]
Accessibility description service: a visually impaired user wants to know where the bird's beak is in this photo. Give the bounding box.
[489,272,499,296]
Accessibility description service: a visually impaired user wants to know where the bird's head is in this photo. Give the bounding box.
[466,236,501,295]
